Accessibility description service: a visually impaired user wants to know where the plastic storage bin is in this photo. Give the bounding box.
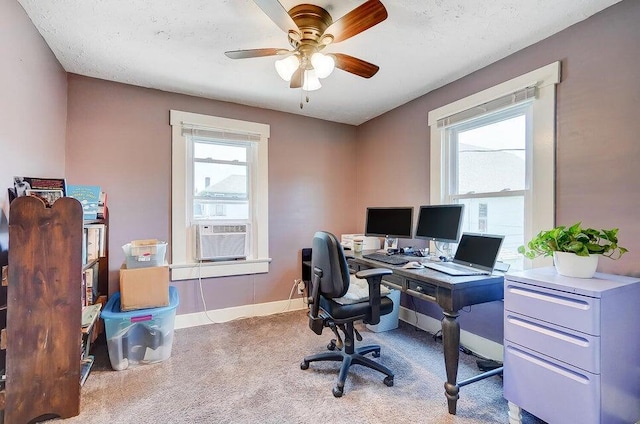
[122,241,167,269]
[101,285,179,370]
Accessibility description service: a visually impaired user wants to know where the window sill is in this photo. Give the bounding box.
[170,258,271,281]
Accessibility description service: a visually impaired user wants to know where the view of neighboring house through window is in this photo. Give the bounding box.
[193,140,250,221]
[445,106,528,271]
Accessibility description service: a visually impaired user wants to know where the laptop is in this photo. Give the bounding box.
[424,233,504,276]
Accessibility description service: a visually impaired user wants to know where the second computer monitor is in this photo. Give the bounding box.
[415,204,464,243]
[364,207,414,239]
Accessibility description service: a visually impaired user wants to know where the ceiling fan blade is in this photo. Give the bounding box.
[321,0,388,44]
[332,53,380,78]
[225,48,288,59]
[253,0,299,34]
[290,67,303,89]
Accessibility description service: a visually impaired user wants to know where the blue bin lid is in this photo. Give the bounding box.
[101,285,179,319]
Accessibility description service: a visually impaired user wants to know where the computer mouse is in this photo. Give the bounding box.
[403,261,424,269]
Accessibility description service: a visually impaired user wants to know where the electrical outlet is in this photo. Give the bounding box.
[296,279,305,295]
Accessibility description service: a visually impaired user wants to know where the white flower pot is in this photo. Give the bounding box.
[553,251,599,278]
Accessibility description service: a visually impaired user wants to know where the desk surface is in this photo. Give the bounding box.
[347,251,504,312]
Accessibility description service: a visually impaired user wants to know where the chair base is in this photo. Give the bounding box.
[300,344,394,397]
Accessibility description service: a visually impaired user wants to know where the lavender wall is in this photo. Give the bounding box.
[357,0,640,342]
[7,0,639,344]
[64,76,358,314]
[0,1,67,217]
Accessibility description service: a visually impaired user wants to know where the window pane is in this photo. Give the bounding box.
[194,141,247,162]
[192,139,249,221]
[193,199,248,220]
[456,114,526,194]
[459,196,524,271]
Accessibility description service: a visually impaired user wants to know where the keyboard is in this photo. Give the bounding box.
[362,253,409,266]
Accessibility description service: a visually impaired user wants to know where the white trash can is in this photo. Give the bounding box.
[366,288,401,332]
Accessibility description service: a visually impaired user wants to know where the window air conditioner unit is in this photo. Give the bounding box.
[196,223,248,261]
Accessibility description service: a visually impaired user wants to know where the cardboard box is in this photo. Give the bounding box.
[119,264,169,311]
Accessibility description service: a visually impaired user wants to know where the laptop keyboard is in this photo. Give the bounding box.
[362,253,409,266]
[425,262,486,275]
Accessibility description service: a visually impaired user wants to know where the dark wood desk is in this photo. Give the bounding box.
[347,251,504,415]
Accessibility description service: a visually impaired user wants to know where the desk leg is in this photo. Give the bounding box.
[442,310,460,415]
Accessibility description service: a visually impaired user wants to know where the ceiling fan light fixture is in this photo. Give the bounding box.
[275,55,300,81]
[302,69,321,91]
[310,52,335,79]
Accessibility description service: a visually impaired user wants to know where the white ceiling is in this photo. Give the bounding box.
[18,0,621,125]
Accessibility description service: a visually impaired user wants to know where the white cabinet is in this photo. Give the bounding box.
[503,267,640,424]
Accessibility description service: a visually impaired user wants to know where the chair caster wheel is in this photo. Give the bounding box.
[300,361,309,370]
[327,340,336,350]
[372,350,380,358]
[384,376,394,387]
[332,386,344,397]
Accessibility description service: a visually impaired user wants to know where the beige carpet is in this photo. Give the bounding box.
[50,310,544,424]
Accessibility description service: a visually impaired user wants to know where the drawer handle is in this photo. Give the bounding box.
[506,345,590,384]
[507,286,590,310]
[506,315,589,347]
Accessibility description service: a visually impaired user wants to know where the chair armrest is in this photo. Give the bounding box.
[355,268,392,325]
[355,268,392,280]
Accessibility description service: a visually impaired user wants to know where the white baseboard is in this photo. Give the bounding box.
[175,297,306,330]
[399,306,504,362]
[175,300,503,362]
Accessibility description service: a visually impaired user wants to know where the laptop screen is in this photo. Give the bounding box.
[453,233,504,271]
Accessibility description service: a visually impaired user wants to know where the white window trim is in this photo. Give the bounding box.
[428,61,560,269]
[170,110,270,280]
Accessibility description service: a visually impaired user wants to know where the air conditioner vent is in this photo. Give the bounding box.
[196,223,248,261]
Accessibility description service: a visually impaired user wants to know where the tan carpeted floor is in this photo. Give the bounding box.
[49,310,544,424]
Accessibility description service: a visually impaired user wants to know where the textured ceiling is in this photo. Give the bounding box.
[18,0,621,125]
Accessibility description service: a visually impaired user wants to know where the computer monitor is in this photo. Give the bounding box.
[414,204,464,244]
[364,207,414,239]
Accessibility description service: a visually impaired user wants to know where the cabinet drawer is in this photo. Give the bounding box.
[504,310,600,373]
[504,343,600,424]
[505,280,600,335]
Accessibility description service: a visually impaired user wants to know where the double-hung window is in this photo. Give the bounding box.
[428,62,561,271]
[170,110,270,280]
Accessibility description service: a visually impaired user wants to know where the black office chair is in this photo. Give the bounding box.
[301,231,395,397]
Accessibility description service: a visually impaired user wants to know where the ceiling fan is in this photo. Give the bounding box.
[224,0,388,92]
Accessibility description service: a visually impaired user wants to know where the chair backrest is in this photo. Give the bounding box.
[311,231,350,299]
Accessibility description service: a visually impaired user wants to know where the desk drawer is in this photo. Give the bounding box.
[406,279,437,301]
[504,310,600,373]
[505,280,600,335]
[382,274,404,291]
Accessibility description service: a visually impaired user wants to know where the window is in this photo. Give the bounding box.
[170,110,270,280]
[429,62,560,270]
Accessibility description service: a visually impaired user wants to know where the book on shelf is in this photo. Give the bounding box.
[80,355,95,386]
[25,188,64,208]
[82,303,102,330]
[84,223,106,264]
[82,266,96,307]
[13,176,66,197]
[97,191,107,219]
[67,184,101,220]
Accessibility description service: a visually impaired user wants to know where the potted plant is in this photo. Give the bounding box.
[518,222,628,278]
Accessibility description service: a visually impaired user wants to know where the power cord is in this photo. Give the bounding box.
[197,260,301,324]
